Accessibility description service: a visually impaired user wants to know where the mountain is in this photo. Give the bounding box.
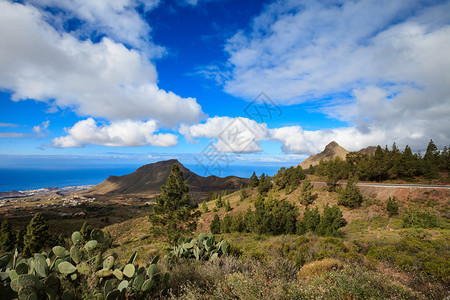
[299,141,349,169]
[357,145,377,155]
[85,159,248,202]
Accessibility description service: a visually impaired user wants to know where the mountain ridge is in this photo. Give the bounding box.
[84,159,248,202]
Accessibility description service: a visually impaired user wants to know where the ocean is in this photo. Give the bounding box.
[0,164,283,192]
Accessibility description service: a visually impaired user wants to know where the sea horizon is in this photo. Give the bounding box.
[0,164,286,193]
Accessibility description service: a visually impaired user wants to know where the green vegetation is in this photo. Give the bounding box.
[338,178,363,208]
[0,220,15,253]
[0,226,169,299]
[1,142,448,299]
[386,196,399,217]
[402,208,439,229]
[298,179,315,207]
[316,139,449,182]
[23,213,52,257]
[166,233,229,262]
[149,164,199,242]
[273,166,305,192]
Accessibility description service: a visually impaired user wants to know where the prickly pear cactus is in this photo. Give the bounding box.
[166,233,230,262]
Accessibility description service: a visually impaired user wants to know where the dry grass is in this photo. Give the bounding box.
[297,258,344,280]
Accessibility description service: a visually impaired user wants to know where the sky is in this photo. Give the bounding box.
[0,0,449,173]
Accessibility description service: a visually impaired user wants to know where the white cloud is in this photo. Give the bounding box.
[24,0,162,56]
[0,123,19,128]
[52,118,177,148]
[180,116,269,153]
[0,133,29,138]
[208,0,450,150]
[181,115,441,155]
[32,120,49,135]
[0,1,204,127]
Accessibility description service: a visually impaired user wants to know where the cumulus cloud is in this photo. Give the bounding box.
[52,118,177,148]
[205,0,450,150]
[180,116,269,153]
[24,0,162,56]
[0,1,204,127]
[181,116,438,155]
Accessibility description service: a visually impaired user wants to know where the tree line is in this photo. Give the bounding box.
[210,194,347,237]
[0,214,97,257]
[314,139,449,182]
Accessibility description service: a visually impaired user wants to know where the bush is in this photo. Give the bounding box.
[402,208,439,228]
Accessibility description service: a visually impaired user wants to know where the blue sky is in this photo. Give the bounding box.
[0,0,449,172]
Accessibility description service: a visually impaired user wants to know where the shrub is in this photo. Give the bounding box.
[402,208,439,228]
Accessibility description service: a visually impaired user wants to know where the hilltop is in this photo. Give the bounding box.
[84,159,248,202]
[299,141,349,169]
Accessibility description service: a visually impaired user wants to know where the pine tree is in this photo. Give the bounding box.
[215,194,223,208]
[308,164,315,175]
[230,214,245,232]
[149,164,199,241]
[316,204,347,236]
[300,206,321,233]
[258,173,272,195]
[210,214,221,234]
[338,178,363,208]
[15,227,26,254]
[386,196,399,217]
[221,214,233,233]
[240,188,248,202]
[326,175,338,192]
[0,219,15,252]
[249,171,259,187]
[23,213,51,257]
[80,221,93,243]
[299,179,314,207]
[201,201,209,213]
[225,199,232,212]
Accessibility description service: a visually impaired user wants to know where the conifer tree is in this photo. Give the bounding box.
[308,164,315,175]
[210,214,221,234]
[301,206,321,233]
[0,219,15,252]
[201,201,209,213]
[80,221,93,243]
[225,199,232,212]
[258,173,272,194]
[23,213,51,257]
[231,213,245,232]
[240,188,248,202]
[299,179,314,207]
[149,164,198,241]
[249,171,259,187]
[386,196,399,217]
[316,204,347,236]
[221,215,233,233]
[326,175,338,192]
[215,194,223,208]
[15,227,26,254]
[338,178,363,208]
